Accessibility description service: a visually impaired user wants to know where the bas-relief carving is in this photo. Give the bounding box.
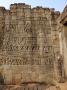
[0,3,65,85]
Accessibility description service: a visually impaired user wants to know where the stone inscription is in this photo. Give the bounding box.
[0,4,60,67]
[0,3,62,84]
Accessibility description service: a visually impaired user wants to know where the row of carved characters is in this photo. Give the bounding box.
[6,39,48,47]
[10,16,48,21]
[31,17,48,22]
[32,17,50,26]
[6,37,32,45]
[4,43,53,52]
[5,36,49,45]
[0,56,54,65]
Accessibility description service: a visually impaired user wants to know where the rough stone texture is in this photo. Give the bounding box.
[59,5,67,80]
[0,3,65,85]
[0,85,60,90]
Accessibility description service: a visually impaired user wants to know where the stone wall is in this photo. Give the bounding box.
[0,3,63,84]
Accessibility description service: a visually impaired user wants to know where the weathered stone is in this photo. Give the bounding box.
[0,3,66,85]
[59,5,67,80]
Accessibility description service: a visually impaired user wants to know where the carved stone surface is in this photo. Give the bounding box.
[0,3,65,85]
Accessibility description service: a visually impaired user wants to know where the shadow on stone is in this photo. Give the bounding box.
[0,73,4,85]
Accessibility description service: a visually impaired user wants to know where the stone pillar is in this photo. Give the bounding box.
[59,5,67,79]
[62,26,67,78]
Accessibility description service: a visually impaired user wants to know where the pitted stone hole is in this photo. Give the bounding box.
[38,86,42,90]
[28,87,29,90]
[0,73,4,85]
[24,87,25,90]
[37,87,38,90]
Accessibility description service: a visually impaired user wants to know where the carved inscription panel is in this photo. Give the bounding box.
[0,4,61,84]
